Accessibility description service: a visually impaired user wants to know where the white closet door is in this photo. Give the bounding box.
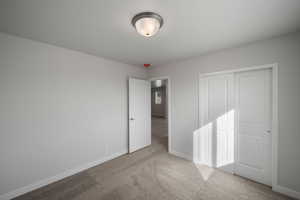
[129,78,151,153]
[235,69,272,185]
[197,74,234,172]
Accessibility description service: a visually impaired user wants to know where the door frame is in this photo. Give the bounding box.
[149,76,171,153]
[198,63,278,188]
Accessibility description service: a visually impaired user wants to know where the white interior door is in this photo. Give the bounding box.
[129,78,151,153]
[235,69,272,185]
[196,74,234,172]
[197,68,272,185]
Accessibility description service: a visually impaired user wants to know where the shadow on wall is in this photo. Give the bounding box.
[193,110,235,177]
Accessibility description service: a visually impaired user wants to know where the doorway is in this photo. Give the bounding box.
[150,78,169,152]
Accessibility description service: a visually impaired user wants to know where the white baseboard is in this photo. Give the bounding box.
[170,149,192,161]
[273,184,300,199]
[0,150,128,200]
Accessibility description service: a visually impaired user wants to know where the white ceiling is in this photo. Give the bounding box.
[1,0,300,67]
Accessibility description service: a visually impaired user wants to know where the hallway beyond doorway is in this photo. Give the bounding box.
[152,117,168,151]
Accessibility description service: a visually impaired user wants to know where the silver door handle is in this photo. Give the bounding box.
[130,118,135,120]
[266,130,271,133]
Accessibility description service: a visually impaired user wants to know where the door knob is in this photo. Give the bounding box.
[130,118,135,120]
[266,130,271,134]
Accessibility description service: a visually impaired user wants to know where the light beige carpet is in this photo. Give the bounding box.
[14,136,293,200]
[151,117,168,138]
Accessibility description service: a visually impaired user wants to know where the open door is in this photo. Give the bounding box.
[129,78,151,153]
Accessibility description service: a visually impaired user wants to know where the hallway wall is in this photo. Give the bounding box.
[151,86,167,118]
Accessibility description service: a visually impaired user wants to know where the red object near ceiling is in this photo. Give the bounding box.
[144,64,151,68]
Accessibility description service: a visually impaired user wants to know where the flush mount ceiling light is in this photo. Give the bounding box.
[132,12,163,37]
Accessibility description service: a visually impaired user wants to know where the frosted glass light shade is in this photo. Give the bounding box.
[132,12,163,37]
[135,17,160,37]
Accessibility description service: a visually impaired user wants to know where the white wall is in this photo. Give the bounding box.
[0,33,147,198]
[148,32,300,194]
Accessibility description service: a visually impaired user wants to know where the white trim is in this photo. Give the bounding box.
[149,76,172,153]
[199,63,276,78]
[271,64,279,189]
[198,63,279,187]
[0,150,127,200]
[170,150,193,161]
[273,185,300,200]
[193,130,200,164]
